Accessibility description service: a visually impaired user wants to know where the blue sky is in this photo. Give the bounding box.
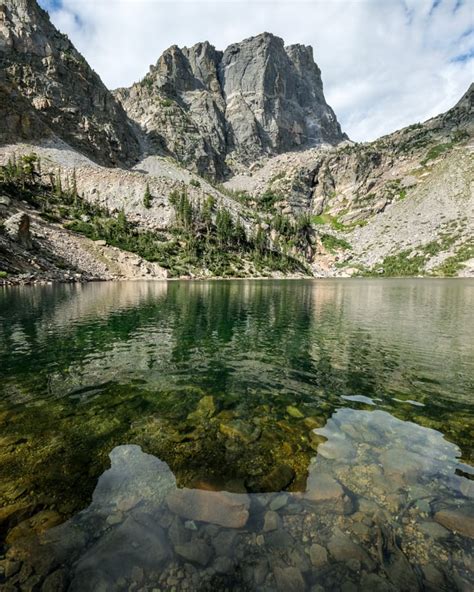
[38,0,473,141]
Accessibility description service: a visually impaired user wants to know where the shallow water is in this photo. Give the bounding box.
[0,279,473,590]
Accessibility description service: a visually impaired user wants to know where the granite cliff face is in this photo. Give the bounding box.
[115,33,346,178]
[0,0,141,166]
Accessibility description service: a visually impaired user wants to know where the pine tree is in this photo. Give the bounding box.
[254,226,267,256]
[117,208,127,230]
[143,183,152,208]
[55,169,63,197]
[216,208,233,247]
[71,169,78,202]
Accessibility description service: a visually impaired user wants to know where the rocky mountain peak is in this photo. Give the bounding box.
[117,32,346,178]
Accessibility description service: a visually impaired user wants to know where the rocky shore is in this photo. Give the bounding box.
[0,201,168,286]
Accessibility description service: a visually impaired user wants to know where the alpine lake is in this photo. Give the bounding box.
[0,278,473,592]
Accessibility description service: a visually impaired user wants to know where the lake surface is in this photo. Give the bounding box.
[0,279,473,591]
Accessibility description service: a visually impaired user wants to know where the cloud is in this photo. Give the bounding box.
[38,0,473,142]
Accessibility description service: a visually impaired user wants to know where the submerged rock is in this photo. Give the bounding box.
[309,543,328,567]
[434,508,474,538]
[273,566,306,592]
[305,470,351,513]
[219,419,261,443]
[380,449,426,482]
[212,530,238,556]
[262,510,281,532]
[286,405,304,419]
[187,395,216,423]
[70,515,169,586]
[327,528,375,569]
[175,540,213,566]
[166,488,250,528]
[418,521,449,540]
[247,463,295,492]
[269,493,288,511]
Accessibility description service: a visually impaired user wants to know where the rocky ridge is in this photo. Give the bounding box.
[225,84,474,277]
[0,0,141,167]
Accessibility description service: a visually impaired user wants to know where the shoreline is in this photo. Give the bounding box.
[1,272,472,287]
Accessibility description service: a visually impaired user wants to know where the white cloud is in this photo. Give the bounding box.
[41,0,473,142]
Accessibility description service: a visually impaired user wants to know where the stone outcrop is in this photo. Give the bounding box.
[220,34,345,161]
[115,33,346,178]
[4,212,32,248]
[0,0,141,166]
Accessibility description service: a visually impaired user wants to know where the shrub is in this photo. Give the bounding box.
[320,234,351,252]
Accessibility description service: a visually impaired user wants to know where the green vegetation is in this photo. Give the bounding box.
[422,143,452,165]
[189,179,201,188]
[432,242,474,277]
[211,184,252,207]
[270,171,286,184]
[141,77,154,92]
[0,154,307,277]
[320,234,351,253]
[258,189,282,212]
[421,131,470,166]
[421,235,457,257]
[396,128,432,154]
[405,123,423,132]
[0,271,7,278]
[312,213,345,231]
[361,250,426,277]
[385,179,407,201]
[143,183,152,209]
[451,129,469,143]
[164,189,306,276]
[359,232,469,278]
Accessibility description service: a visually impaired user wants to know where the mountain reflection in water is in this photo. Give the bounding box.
[5,409,473,592]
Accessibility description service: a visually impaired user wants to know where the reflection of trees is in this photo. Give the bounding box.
[1,280,472,455]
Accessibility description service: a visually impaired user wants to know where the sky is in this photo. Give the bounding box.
[38,0,473,142]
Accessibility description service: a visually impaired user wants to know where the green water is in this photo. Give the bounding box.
[0,279,473,590]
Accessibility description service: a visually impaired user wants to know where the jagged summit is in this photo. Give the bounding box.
[115,32,346,178]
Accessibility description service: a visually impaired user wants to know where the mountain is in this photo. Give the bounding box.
[115,33,346,178]
[0,0,472,284]
[0,0,141,166]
